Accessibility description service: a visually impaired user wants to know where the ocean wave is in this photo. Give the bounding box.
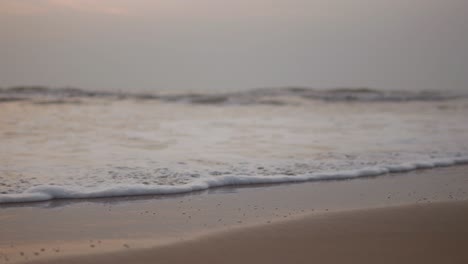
[0,86,465,105]
[1,156,467,204]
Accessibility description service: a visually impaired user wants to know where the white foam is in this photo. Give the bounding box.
[1,156,467,204]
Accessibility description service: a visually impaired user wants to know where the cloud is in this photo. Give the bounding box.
[0,0,130,16]
[0,0,47,15]
[47,0,130,15]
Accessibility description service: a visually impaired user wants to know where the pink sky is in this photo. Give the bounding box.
[0,0,136,15]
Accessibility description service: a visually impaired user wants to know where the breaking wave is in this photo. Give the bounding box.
[1,156,467,204]
[0,86,465,105]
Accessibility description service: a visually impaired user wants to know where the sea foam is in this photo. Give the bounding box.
[2,88,468,204]
[1,156,467,204]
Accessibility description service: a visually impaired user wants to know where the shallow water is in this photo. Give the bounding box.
[1,88,468,203]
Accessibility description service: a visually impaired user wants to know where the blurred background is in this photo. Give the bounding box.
[1,0,467,92]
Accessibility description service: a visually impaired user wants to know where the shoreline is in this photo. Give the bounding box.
[1,165,467,263]
[2,95,468,205]
[2,158,468,205]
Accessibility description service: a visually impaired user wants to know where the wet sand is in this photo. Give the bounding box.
[1,165,468,263]
[31,201,468,264]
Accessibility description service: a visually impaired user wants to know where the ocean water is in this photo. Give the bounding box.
[1,87,468,203]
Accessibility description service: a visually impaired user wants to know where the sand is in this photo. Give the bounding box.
[1,165,468,263]
[30,201,468,264]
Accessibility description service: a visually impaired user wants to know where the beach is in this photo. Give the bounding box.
[31,201,468,264]
[1,89,468,263]
[3,1,468,262]
[1,165,467,263]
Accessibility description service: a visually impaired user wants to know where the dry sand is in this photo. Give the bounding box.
[1,165,468,263]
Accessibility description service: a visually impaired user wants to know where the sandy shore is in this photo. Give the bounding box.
[1,165,468,263]
[30,200,468,264]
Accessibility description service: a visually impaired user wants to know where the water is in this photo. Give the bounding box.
[1,87,468,203]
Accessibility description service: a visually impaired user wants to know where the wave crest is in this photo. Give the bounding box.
[1,156,467,204]
[1,86,464,105]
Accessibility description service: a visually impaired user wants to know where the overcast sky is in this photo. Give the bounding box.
[1,0,467,92]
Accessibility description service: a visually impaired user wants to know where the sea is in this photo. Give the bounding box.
[1,86,468,203]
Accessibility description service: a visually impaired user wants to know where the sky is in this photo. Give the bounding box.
[1,0,467,92]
